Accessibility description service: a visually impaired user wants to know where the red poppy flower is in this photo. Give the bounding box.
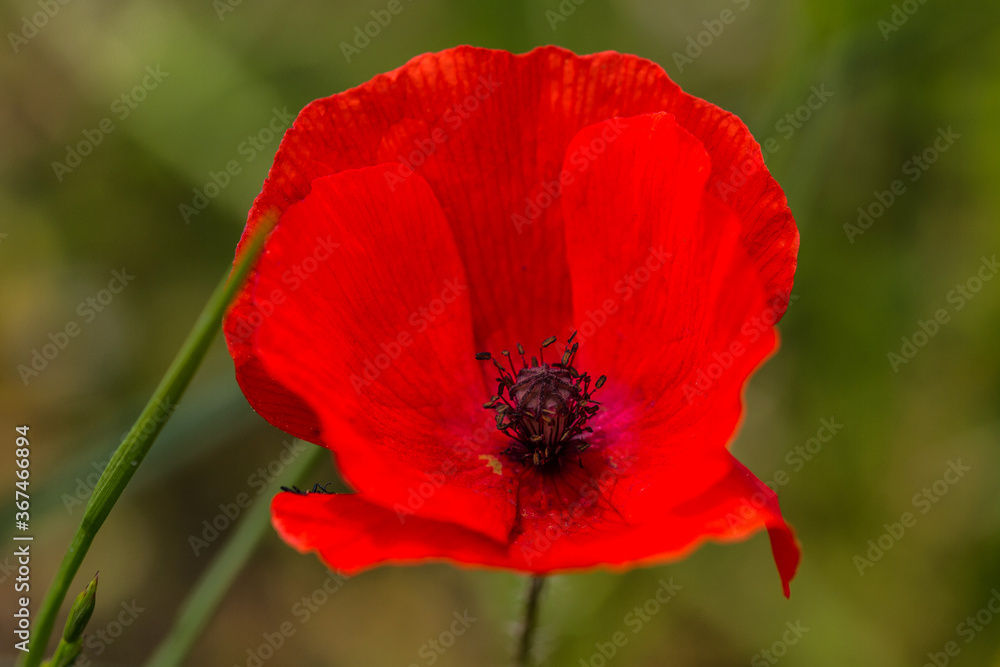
[224,46,800,595]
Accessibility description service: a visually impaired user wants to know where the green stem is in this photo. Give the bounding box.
[514,575,547,667]
[145,444,324,667]
[19,216,274,667]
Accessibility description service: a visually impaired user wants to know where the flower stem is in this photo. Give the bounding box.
[144,443,324,667]
[514,575,547,666]
[18,216,275,667]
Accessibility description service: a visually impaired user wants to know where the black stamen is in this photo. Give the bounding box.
[473,334,607,469]
[501,350,516,376]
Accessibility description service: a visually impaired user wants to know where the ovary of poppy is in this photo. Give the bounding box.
[224,46,801,596]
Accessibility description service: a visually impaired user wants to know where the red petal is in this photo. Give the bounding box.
[552,113,798,592]
[561,113,776,442]
[272,451,799,596]
[272,492,510,574]
[671,455,801,598]
[244,165,517,542]
[226,48,800,590]
[225,47,797,435]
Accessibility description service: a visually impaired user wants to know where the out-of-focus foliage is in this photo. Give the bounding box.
[2,0,999,665]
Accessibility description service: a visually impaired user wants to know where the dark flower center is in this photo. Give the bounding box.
[476,334,605,469]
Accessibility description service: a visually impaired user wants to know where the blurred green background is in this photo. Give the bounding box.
[2,0,999,665]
